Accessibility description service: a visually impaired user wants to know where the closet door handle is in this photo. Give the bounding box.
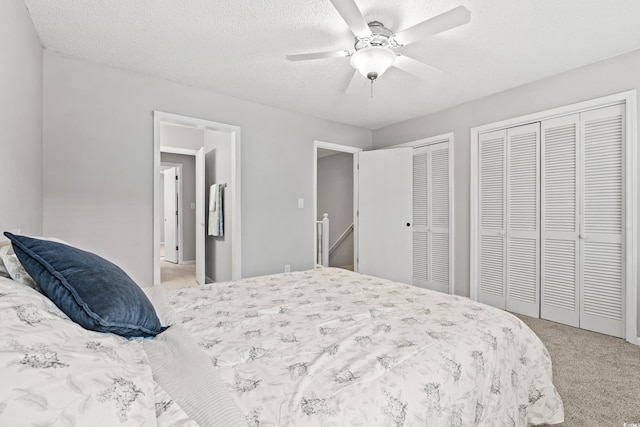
[579,233,589,240]
[497,230,506,236]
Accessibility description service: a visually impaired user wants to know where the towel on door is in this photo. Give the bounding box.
[208,184,224,237]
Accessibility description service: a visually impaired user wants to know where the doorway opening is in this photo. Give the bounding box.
[159,155,193,288]
[153,111,242,287]
[313,141,362,271]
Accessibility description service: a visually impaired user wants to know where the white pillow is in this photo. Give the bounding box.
[0,235,70,292]
[0,244,39,291]
[0,263,9,279]
[0,240,11,278]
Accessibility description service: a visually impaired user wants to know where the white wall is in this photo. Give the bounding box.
[204,130,233,282]
[42,52,372,285]
[0,2,43,235]
[373,47,640,336]
[317,153,354,268]
[161,123,203,151]
[161,153,196,262]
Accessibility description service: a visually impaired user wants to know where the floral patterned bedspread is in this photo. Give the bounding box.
[167,268,564,426]
[0,276,195,426]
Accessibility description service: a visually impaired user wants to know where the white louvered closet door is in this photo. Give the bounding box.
[579,104,625,338]
[478,130,507,309]
[506,123,540,317]
[413,149,429,288]
[541,106,626,337]
[541,114,580,328]
[412,142,450,293]
[478,125,539,316]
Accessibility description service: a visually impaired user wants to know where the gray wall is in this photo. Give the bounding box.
[161,153,196,262]
[0,2,43,236]
[373,47,640,337]
[42,52,372,286]
[204,130,233,282]
[317,153,354,268]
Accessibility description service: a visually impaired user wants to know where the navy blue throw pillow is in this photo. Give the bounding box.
[4,232,165,338]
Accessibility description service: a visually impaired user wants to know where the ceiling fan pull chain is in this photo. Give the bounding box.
[370,79,374,99]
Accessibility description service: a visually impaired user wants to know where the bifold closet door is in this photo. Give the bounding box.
[541,114,580,327]
[541,105,625,338]
[478,124,540,316]
[412,142,449,293]
[579,104,625,338]
[478,130,507,309]
[505,123,540,317]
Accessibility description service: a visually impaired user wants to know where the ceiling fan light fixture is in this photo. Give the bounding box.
[350,46,396,80]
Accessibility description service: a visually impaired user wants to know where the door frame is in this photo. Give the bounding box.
[388,133,455,294]
[313,141,362,270]
[160,161,183,264]
[153,111,242,285]
[469,90,638,345]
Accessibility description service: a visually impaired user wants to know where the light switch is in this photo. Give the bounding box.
[298,198,304,209]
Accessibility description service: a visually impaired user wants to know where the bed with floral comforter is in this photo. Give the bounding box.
[0,230,258,426]
[167,268,564,426]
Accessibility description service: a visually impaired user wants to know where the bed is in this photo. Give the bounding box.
[0,233,564,426]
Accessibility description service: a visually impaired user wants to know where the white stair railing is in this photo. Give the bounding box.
[316,213,330,267]
[329,223,354,255]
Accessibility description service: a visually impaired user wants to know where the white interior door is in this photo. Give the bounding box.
[163,167,178,264]
[195,148,205,285]
[358,148,413,284]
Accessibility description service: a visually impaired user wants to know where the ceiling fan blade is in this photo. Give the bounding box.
[329,0,372,38]
[286,50,351,61]
[346,70,367,94]
[393,55,442,80]
[393,6,471,46]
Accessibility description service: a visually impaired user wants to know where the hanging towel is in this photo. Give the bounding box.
[208,184,224,237]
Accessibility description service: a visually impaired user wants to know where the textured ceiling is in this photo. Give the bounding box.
[24,0,640,130]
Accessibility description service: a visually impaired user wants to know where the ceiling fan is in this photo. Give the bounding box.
[286,0,471,93]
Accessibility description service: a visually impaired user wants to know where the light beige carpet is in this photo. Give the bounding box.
[515,314,640,426]
[160,260,197,290]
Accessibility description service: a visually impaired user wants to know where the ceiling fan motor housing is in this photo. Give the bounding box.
[354,21,397,50]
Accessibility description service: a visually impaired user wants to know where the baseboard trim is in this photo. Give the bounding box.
[180,260,196,265]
